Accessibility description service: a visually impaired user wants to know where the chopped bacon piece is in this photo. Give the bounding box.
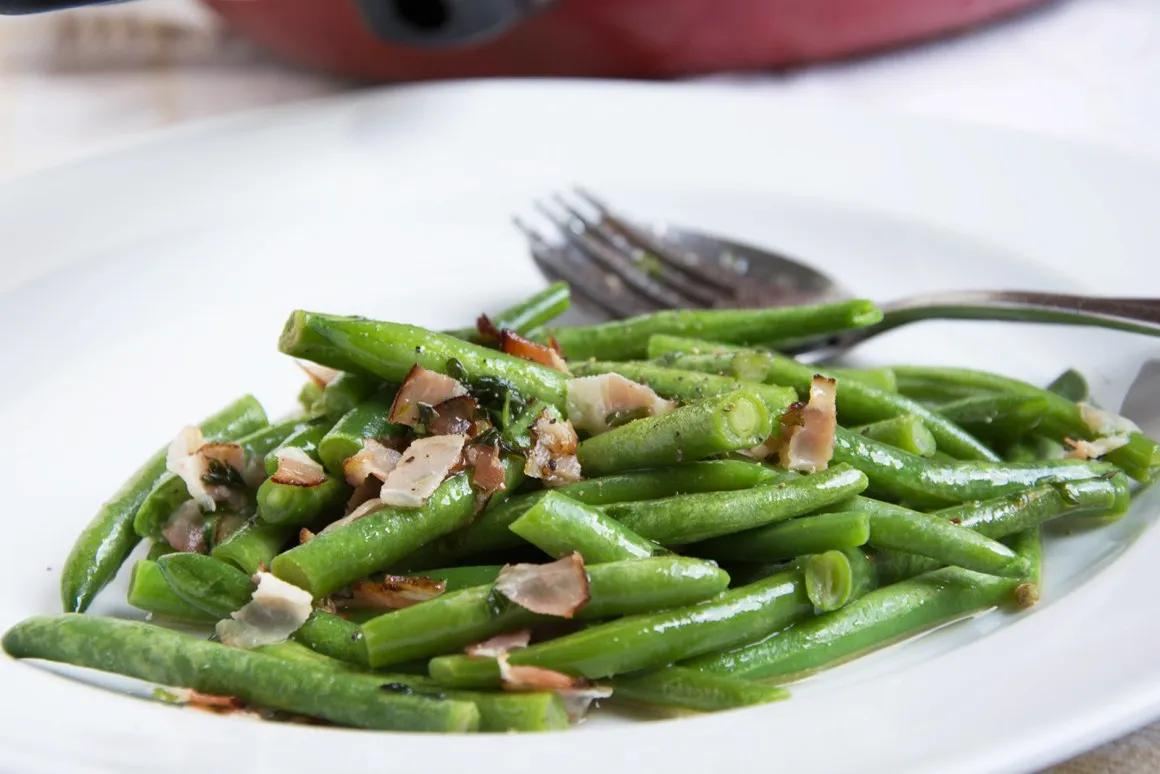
[428,396,481,437]
[342,439,402,487]
[781,376,837,473]
[321,497,383,534]
[500,330,571,373]
[388,365,468,427]
[494,553,590,618]
[271,447,328,487]
[298,527,315,544]
[1065,435,1130,460]
[165,427,247,511]
[215,572,313,649]
[557,686,614,722]
[524,410,583,485]
[466,443,507,496]
[380,434,466,507]
[465,629,532,658]
[476,314,502,343]
[161,500,206,554]
[566,373,675,435]
[342,576,447,610]
[1078,402,1140,436]
[497,656,583,692]
[297,361,341,388]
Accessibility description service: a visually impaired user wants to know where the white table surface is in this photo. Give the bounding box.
[0,0,1158,769]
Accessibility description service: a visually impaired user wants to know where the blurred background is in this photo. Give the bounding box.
[1,1,1158,769]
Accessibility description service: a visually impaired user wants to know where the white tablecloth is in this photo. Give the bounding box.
[1,0,1158,769]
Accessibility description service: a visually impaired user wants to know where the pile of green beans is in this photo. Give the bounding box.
[8,284,1155,734]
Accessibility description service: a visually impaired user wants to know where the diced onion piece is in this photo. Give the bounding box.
[272,447,328,487]
[321,497,383,534]
[782,375,837,473]
[500,330,571,374]
[497,656,583,691]
[494,552,590,618]
[161,500,206,554]
[524,409,583,485]
[388,365,468,427]
[298,361,341,388]
[1065,435,1130,460]
[1079,402,1140,437]
[466,443,507,496]
[342,439,402,487]
[380,434,466,507]
[465,629,532,658]
[343,576,447,610]
[215,572,313,649]
[566,374,675,435]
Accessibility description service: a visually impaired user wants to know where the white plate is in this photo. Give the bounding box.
[1,81,1159,774]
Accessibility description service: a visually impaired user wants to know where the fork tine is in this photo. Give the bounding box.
[535,199,695,312]
[514,217,655,319]
[572,187,739,295]
[551,193,723,308]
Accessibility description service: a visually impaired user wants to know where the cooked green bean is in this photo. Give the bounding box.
[576,389,773,475]
[548,300,882,361]
[1004,436,1065,463]
[315,395,404,477]
[419,565,504,592]
[687,567,1016,680]
[1007,527,1043,609]
[936,394,1049,443]
[398,461,783,568]
[1046,368,1090,402]
[509,492,659,562]
[210,517,295,574]
[645,336,996,461]
[428,569,812,687]
[448,281,571,343]
[804,548,878,612]
[695,511,871,562]
[611,666,788,712]
[298,381,324,413]
[3,615,479,732]
[316,372,383,419]
[362,556,730,667]
[854,415,937,457]
[61,395,267,613]
[601,465,868,545]
[828,366,898,393]
[891,366,1159,481]
[933,475,1130,537]
[280,311,569,407]
[257,476,348,527]
[127,560,215,623]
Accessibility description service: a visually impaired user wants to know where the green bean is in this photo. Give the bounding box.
[548,300,882,361]
[126,560,216,623]
[1004,436,1065,463]
[145,541,175,561]
[265,423,332,475]
[935,475,1130,537]
[687,566,1016,680]
[576,390,772,475]
[316,372,383,419]
[398,461,783,568]
[298,380,324,413]
[315,394,405,477]
[936,394,1049,443]
[509,492,659,563]
[695,511,871,562]
[854,415,937,457]
[279,310,569,407]
[645,337,996,461]
[831,429,1115,506]
[1046,368,1090,402]
[2,615,479,732]
[804,549,878,612]
[419,565,504,592]
[448,281,572,343]
[210,517,295,574]
[569,360,797,418]
[257,476,348,527]
[362,556,730,667]
[891,366,1160,481]
[156,553,369,666]
[611,667,788,712]
[828,366,898,393]
[601,465,868,545]
[894,373,998,404]
[428,569,812,687]
[61,395,267,613]
[272,471,481,598]
[1007,527,1043,609]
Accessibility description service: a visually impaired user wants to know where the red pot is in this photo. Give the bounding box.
[205,0,1051,81]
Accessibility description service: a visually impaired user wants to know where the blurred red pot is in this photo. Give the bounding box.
[203,0,1051,81]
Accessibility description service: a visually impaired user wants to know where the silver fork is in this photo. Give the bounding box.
[515,189,1160,355]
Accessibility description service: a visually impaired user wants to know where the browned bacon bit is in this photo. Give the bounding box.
[428,396,481,437]
[179,689,246,714]
[342,439,401,487]
[271,448,328,487]
[298,527,315,544]
[314,596,337,614]
[500,330,570,374]
[466,443,507,496]
[343,576,447,610]
[548,336,564,356]
[494,552,590,618]
[524,410,582,485]
[297,361,341,389]
[558,686,614,722]
[322,497,383,534]
[497,656,584,692]
[781,376,837,473]
[465,629,532,658]
[345,477,383,513]
[162,501,206,554]
[476,314,502,343]
[388,364,468,427]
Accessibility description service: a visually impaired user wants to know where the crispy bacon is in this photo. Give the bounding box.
[216,572,313,649]
[380,434,467,507]
[161,500,206,554]
[566,373,675,435]
[1065,435,1130,460]
[494,553,590,618]
[342,438,402,487]
[557,686,614,722]
[524,409,583,485]
[271,447,328,487]
[500,330,571,373]
[465,629,532,658]
[428,396,481,437]
[343,576,447,610]
[466,443,507,496]
[497,656,583,692]
[476,314,502,343]
[781,376,837,473]
[388,365,468,427]
[297,361,341,388]
[321,497,383,534]
[166,427,246,511]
